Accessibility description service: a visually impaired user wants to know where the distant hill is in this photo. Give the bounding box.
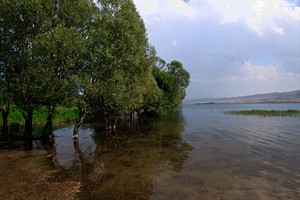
[184,90,300,104]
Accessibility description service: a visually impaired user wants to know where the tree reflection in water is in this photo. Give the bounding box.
[52,111,192,199]
[73,139,105,184]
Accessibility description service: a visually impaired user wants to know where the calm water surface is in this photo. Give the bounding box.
[3,103,299,199]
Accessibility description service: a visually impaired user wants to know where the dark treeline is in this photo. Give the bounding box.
[0,0,190,138]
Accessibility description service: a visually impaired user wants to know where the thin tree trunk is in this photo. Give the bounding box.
[1,101,10,135]
[25,138,33,151]
[24,110,33,137]
[105,108,117,130]
[42,106,55,138]
[73,107,86,139]
[1,111,9,135]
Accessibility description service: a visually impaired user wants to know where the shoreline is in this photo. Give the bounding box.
[186,100,300,105]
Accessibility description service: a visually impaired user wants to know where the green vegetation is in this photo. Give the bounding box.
[150,59,190,115]
[225,109,300,117]
[0,107,78,125]
[0,0,190,137]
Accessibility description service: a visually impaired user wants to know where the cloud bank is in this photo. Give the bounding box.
[134,0,300,98]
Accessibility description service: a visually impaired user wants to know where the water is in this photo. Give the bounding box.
[1,103,300,199]
[179,103,300,200]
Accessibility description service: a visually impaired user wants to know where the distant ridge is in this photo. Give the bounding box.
[184,90,300,104]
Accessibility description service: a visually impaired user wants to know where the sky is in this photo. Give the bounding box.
[133,0,300,99]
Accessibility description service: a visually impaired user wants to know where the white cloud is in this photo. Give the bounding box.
[241,61,278,81]
[172,40,177,46]
[134,0,197,22]
[133,0,300,98]
[227,60,299,84]
[135,0,300,36]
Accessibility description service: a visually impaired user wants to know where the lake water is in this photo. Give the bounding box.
[49,103,300,199]
[1,103,300,199]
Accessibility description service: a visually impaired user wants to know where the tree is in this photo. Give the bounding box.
[167,60,190,98]
[0,74,11,134]
[0,1,12,134]
[83,0,160,130]
[1,0,97,137]
[0,0,54,136]
[151,59,190,114]
[33,25,86,137]
[0,0,189,138]
[33,0,96,138]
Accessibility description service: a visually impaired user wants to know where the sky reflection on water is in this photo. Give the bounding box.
[50,103,300,200]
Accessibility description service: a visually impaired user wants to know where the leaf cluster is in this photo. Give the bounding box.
[150,59,191,115]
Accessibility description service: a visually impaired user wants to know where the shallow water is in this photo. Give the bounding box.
[1,103,300,199]
[171,104,300,200]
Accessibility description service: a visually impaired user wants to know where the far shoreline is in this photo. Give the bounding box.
[185,100,300,105]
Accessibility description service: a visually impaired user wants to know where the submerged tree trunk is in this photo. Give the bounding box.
[0,102,10,135]
[24,110,33,137]
[105,107,117,130]
[25,138,33,151]
[1,110,9,135]
[73,107,86,139]
[42,105,55,138]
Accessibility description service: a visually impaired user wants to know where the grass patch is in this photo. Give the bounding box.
[53,107,79,123]
[0,107,79,125]
[225,109,300,117]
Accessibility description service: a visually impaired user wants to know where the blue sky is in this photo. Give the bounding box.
[133,0,300,99]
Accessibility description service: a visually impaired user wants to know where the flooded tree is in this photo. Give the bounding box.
[151,59,190,115]
[0,0,56,136]
[73,0,161,136]
[33,0,96,138]
[0,0,189,138]
[0,0,96,137]
[34,26,86,137]
[0,77,10,135]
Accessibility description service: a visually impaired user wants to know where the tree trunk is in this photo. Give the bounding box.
[1,111,9,135]
[24,110,33,137]
[105,108,117,130]
[73,107,86,139]
[42,106,55,138]
[25,138,33,151]
[1,102,10,135]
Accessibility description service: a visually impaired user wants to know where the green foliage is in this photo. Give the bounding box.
[0,0,190,133]
[0,0,96,135]
[33,25,86,107]
[90,0,161,114]
[150,59,190,115]
[225,109,300,117]
[0,107,78,125]
[54,107,79,122]
[7,108,23,125]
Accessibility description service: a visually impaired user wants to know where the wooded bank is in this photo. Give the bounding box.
[0,0,190,138]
